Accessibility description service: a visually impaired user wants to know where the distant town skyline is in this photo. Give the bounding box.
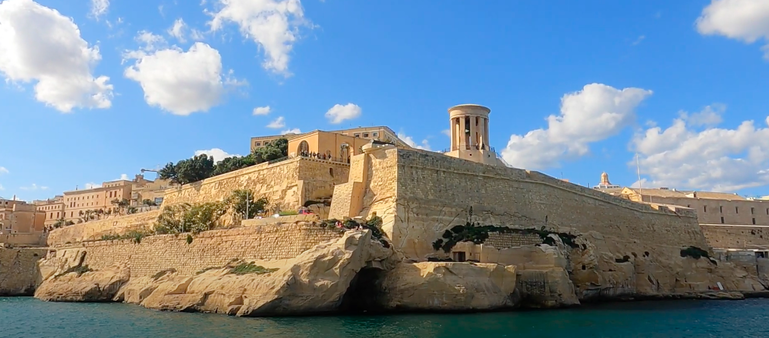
[1,0,768,200]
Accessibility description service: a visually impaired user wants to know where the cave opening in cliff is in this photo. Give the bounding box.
[339,267,386,314]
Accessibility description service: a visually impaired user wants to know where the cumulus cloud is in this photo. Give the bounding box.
[253,106,271,115]
[281,128,301,135]
[632,104,769,192]
[696,0,769,59]
[194,148,238,162]
[325,103,361,124]
[398,132,431,151]
[267,116,285,129]
[84,182,101,189]
[501,83,652,170]
[441,129,451,137]
[208,0,310,75]
[0,0,113,112]
[124,36,242,115]
[90,0,109,20]
[20,183,47,191]
[117,174,129,181]
[0,167,8,175]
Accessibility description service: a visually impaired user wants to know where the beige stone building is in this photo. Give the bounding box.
[63,180,132,222]
[129,174,174,207]
[35,196,66,227]
[0,198,45,233]
[618,187,769,226]
[250,126,409,154]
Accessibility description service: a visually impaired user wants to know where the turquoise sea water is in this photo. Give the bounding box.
[3,297,769,338]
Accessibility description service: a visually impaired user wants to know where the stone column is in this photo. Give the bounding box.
[459,117,467,148]
[484,118,490,150]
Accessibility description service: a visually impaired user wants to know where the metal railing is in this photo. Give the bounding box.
[296,153,351,164]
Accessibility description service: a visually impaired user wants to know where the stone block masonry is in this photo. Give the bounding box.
[364,148,708,260]
[47,210,161,247]
[702,225,769,250]
[55,223,345,278]
[162,157,350,213]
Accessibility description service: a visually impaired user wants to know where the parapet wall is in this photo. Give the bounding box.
[0,232,46,246]
[47,211,161,247]
[55,223,345,278]
[162,158,350,212]
[387,149,708,259]
[702,225,769,250]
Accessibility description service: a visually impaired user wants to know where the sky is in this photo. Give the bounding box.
[1,0,769,201]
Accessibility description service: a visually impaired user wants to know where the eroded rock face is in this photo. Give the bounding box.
[117,230,396,316]
[380,262,518,311]
[35,264,130,302]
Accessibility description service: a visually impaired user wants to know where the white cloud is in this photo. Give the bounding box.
[632,105,769,192]
[253,106,271,115]
[0,167,8,174]
[325,103,362,124]
[0,184,4,191]
[195,148,239,163]
[0,0,113,112]
[678,104,725,127]
[441,129,451,137]
[90,0,109,20]
[281,128,301,135]
[84,182,101,189]
[502,83,652,170]
[632,35,646,46]
[20,183,47,191]
[398,132,431,151]
[117,174,129,181]
[267,116,285,129]
[124,40,241,115]
[208,0,310,75]
[696,0,769,59]
[168,18,187,42]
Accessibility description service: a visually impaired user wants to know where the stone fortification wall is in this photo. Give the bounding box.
[484,233,543,249]
[47,211,161,247]
[0,248,48,295]
[702,225,769,250]
[55,223,344,277]
[162,158,349,213]
[388,149,707,260]
[0,232,46,246]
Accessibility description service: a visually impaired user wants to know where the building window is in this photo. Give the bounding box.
[751,207,755,214]
[704,206,707,212]
[372,132,378,137]
[721,217,725,224]
[354,133,360,137]
[753,218,757,225]
[255,142,261,146]
[736,207,739,214]
[363,133,369,137]
[719,206,723,213]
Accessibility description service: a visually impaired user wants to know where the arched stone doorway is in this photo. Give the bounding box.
[297,140,309,156]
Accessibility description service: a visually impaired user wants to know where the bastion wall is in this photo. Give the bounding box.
[368,149,708,260]
[47,211,161,247]
[702,225,769,250]
[161,157,350,212]
[54,223,344,278]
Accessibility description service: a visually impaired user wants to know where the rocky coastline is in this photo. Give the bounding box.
[26,228,769,316]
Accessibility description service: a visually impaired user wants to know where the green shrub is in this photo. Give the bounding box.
[279,210,298,216]
[229,262,279,275]
[431,222,580,253]
[186,234,193,244]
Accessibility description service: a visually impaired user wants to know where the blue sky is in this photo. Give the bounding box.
[1,0,769,201]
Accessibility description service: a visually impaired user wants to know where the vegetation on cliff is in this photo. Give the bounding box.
[320,214,390,248]
[230,262,279,275]
[431,222,579,253]
[154,202,229,235]
[159,138,288,185]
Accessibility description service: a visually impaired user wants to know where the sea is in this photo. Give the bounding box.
[2,297,769,338]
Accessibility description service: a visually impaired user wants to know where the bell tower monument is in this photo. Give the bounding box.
[445,104,501,166]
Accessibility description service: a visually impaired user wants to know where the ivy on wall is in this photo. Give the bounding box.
[431,222,579,253]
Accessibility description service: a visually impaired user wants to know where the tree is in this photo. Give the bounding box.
[228,189,268,219]
[111,198,130,215]
[159,154,216,185]
[212,155,257,176]
[253,138,288,163]
[142,199,157,207]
